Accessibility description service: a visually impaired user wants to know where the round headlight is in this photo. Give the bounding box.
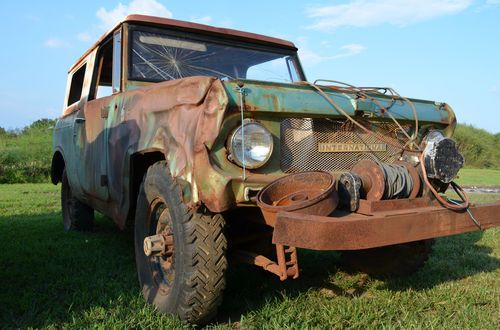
[422,130,464,183]
[228,121,273,169]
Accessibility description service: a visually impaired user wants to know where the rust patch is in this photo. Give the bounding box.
[272,200,500,250]
[72,76,228,227]
[256,171,338,226]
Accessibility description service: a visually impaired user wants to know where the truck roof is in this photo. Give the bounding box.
[69,14,297,72]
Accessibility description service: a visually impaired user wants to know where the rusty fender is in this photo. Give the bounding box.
[272,201,500,250]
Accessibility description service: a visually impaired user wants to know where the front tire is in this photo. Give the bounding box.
[134,161,227,325]
[61,169,94,231]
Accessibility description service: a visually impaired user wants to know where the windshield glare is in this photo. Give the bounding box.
[130,29,302,83]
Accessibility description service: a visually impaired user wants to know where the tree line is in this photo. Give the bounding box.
[0,119,498,183]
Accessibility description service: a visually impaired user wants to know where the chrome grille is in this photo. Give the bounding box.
[280,118,410,173]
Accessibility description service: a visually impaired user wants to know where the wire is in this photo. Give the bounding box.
[447,198,482,230]
[236,85,246,181]
[301,79,467,211]
[313,79,420,150]
[300,81,416,152]
[419,153,469,210]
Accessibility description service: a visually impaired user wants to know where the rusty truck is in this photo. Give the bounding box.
[51,15,500,324]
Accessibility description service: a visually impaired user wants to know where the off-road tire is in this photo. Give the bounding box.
[61,169,94,231]
[135,161,227,325]
[340,239,434,276]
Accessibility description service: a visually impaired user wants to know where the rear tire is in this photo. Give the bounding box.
[61,169,94,231]
[340,239,434,276]
[134,161,227,325]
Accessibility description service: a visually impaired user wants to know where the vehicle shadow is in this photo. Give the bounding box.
[380,231,499,291]
[0,211,138,328]
[214,230,499,325]
[0,210,497,328]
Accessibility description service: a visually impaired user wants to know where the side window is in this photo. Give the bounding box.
[67,64,86,106]
[91,40,113,99]
[90,30,121,100]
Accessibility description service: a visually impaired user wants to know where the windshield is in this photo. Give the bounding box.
[129,28,303,83]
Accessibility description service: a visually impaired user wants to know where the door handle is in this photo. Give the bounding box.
[75,117,86,124]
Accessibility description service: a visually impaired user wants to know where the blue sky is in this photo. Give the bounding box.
[1,0,499,133]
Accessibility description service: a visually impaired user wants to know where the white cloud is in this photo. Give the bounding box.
[77,32,92,42]
[307,0,473,31]
[96,0,173,31]
[44,38,67,48]
[298,41,366,66]
[190,16,212,24]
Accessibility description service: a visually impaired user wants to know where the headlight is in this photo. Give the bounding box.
[422,130,464,183]
[228,121,273,169]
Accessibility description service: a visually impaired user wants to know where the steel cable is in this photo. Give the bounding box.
[379,163,413,199]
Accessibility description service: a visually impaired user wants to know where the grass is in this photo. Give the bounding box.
[457,168,500,187]
[0,183,499,329]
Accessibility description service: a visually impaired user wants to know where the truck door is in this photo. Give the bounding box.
[79,30,122,201]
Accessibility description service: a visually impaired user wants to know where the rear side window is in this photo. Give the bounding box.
[67,64,86,106]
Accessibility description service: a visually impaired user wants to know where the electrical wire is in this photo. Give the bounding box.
[299,81,415,152]
[313,79,420,150]
[419,153,469,210]
[447,198,481,229]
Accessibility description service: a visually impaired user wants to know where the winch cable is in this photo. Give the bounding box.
[419,153,469,210]
[378,162,413,199]
[313,79,420,150]
[301,81,417,152]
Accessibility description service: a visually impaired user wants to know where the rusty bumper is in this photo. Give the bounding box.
[272,201,500,250]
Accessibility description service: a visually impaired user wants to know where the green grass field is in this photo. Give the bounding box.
[0,183,499,329]
[457,169,500,187]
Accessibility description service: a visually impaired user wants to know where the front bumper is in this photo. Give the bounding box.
[272,199,500,250]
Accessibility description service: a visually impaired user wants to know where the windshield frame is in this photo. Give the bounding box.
[126,24,306,84]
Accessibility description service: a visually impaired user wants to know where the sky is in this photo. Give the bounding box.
[0,0,499,133]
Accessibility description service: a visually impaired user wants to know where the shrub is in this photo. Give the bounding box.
[453,124,500,169]
[0,119,54,183]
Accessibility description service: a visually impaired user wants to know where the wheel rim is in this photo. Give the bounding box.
[147,198,175,293]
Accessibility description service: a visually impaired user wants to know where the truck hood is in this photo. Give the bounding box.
[222,80,456,131]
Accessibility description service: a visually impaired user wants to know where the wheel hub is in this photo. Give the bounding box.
[143,232,174,257]
[147,200,175,275]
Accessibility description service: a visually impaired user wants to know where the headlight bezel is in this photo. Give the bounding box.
[227,120,274,170]
[422,129,464,184]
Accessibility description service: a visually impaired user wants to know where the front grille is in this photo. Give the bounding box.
[280,118,410,173]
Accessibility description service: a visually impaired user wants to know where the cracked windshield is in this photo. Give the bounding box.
[130,29,301,83]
